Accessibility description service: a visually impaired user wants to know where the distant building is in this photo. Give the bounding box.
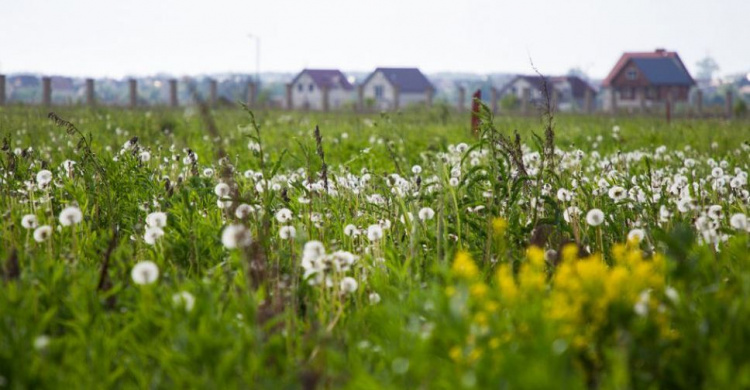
[602,49,695,112]
[496,75,595,112]
[289,69,354,110]
[361,68,434,110]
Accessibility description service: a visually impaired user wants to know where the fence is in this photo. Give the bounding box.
[0,74,738,119]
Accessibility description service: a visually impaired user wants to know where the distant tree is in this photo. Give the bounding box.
[567,67,590,82]
[695,56,720,80]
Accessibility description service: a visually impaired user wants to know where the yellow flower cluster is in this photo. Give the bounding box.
[548,243,666,348]
[451,250,479,280]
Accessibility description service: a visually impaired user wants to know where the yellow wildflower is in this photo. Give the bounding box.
[451,250,479,280]
[469,282,489,300]
[492,217,508,237]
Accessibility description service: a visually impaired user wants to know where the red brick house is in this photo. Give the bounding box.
[602,49,695,112]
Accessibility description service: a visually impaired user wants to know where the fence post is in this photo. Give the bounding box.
[458,86,466,112]
[609,88,617,114]
[521,88,530,115]
[285,83,293,110]
[725,91,733,119]
[694,89,703,117]
[393,85,400,111]
[0,75,5,106]
[426,87,434,108]
[209,79,218,107]
[42,77,52,107]
[322,85,330,112]
[584,88,593,114]
[247,81,257,108]
[169,79,178,108]
[85,78,95,107]
[129,79,138,108]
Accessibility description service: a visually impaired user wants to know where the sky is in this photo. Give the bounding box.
[1,0,748,79]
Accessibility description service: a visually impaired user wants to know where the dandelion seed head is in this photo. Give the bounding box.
[21,214,38,229]
[33,225,52,242]
[586,209,605,227]
[59,206,83,226]
[131,261,159,285]
[145,212,167,228]
[221,224,252,249]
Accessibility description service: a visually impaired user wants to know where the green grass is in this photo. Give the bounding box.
[0,105,749,389]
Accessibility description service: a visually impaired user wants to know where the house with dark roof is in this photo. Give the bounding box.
[360,68,434,110]
[602,49,695,112]
[288,69,354,110]
[497,75,596,112]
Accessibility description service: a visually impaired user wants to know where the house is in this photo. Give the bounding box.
[360,68,435,110]
[496,75,595,112]
[288,69,354,110]
[602,49,695,112]
[550,76,597,111]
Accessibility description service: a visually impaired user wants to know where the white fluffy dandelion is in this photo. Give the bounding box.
[221,224,252,249]
[367,224,383,242]
[131,261,159,285]
[279,225,296,239]
[59,206,83,227]
[585,209,605,227]
[411,165,422,175]
[627,228,645,243]
[340,277,358,294]
[172,291,196,312]
[418,207,435,221]
[21,214,38,229]
[344,224,358,237]
[275,208,293,223]
[729,213,748,231]
[235,203,254,219]
[143,226,165,245]
[36,170,53,187]
[369,292,381,305]
[33,225,53,242]
[214,182,231,197]
[608,186,627,202]
[145,212,167,228]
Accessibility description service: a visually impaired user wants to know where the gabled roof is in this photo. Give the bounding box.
[551,76,597,98]
[602,49,694,87]
[291,69,354,90]
[497,75,556,96]
[363,68,434,93]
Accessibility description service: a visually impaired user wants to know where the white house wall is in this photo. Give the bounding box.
[362,70,429,110]
[292,73,323,110]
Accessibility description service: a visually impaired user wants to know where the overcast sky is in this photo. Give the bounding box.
[1,0,748,79]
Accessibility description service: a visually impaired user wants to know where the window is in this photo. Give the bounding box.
[620,87,635,100]
[297,84,303,92]
[374,85,384,99]
[626,68,638,81]
[309,84,314,92]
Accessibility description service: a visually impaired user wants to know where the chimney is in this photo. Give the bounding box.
[655,48,666,54]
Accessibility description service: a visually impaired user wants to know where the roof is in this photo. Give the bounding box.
[497,75,556,96]
[551,76,596,98]
[363,68,434,93]
[291,69,353,91]
[602,49,694,87]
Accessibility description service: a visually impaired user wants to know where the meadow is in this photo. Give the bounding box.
[0,103,748,389]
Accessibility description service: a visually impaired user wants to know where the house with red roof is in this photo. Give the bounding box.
[602,49,695,112]
[360,68,435,110]
[289,69,354,110]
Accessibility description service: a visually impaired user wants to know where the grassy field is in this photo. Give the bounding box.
[0,104,749,389]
